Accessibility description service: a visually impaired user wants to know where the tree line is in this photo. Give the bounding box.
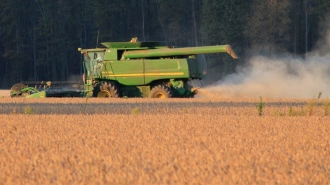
[0,0,329,88]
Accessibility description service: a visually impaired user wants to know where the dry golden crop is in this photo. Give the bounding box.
[0,97,329,184]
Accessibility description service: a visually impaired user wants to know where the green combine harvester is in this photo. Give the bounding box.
[10,37,238,98]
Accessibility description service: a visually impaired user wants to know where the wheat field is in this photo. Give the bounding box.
[0,90,9,97]
[0,97,329,184]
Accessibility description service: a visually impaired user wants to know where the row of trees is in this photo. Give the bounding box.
[0,0,329,88]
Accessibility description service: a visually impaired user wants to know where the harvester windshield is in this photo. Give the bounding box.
[83,51,105,76]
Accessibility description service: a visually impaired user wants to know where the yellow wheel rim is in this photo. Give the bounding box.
[155,92,166,98]
[98,90,111,98]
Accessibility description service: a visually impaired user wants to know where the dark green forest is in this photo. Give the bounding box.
[0,0,329,88]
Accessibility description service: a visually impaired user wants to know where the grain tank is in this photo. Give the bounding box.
[79,38,238,98]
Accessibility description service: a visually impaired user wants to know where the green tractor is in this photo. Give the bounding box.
[10,37,238,98]
[79,37,238,98]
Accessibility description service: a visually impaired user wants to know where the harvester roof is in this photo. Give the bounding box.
[101,42,167,49]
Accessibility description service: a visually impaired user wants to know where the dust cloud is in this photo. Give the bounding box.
[197,48,330,99]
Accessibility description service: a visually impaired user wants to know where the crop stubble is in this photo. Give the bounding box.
[0,98,329,184]
[0,97,320,115]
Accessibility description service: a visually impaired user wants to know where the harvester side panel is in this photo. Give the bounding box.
[186,55,208,79]
[143,59,189,85]
[102,61,144,85]
[101,59,189,86]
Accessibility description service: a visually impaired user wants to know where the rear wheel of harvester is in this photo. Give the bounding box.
[10,83,28,97]
[93,81,121,98]
[148,85,172,98]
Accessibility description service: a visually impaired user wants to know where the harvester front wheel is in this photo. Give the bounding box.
[10,83,28,97]
[149,85,172,98]
[93,81,121,98]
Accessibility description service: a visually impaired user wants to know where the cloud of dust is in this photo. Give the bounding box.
[198,31,330,99]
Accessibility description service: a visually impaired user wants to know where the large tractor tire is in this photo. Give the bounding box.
[10,83,28,97]
[93,81,121,98]
[148,85,172,98]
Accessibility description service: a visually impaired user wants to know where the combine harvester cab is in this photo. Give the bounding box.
[78,37,238,98]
